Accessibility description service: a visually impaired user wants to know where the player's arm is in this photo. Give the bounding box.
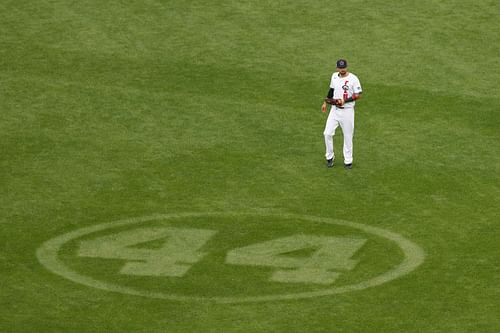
[344,92,362,103]
[321,88,334,113]
[337,92,361,106]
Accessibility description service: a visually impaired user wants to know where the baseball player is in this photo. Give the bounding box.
[321,59,362,169]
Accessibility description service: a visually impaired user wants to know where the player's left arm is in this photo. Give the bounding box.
[344,92,362,103]
[336,93,361,107]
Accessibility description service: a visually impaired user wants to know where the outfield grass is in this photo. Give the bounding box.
[1,0,499,332]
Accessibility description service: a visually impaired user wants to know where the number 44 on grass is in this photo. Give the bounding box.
[78,227,367,285]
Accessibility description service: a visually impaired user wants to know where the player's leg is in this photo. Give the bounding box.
[340,110,355,165]
[323,112,339,162]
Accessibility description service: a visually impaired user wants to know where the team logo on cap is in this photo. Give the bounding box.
[336,59,347,68]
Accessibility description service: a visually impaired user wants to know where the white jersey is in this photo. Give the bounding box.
[329,72,362,108]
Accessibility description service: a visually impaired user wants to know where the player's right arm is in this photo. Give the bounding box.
[321,88,334,113]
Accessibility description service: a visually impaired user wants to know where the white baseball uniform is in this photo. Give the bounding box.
[323,72,362,164]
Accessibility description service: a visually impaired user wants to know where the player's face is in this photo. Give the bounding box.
[337,67,348,76]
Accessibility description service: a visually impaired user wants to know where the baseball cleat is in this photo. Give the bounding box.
[344,163,353,169]
[326,159,334,168]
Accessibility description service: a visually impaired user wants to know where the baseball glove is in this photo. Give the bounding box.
[324,98,342,106]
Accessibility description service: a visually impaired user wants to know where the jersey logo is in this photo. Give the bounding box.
[342,81,349,91]
[342,81,349,100]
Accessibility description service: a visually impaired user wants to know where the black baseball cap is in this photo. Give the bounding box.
[336,59,348,68]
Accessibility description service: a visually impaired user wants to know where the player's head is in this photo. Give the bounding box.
[336,59,348,75]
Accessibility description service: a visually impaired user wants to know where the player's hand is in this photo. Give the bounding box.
[321,102,327,113]
[324,98,344,107]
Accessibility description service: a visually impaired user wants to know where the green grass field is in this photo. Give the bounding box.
[1,0,499,332]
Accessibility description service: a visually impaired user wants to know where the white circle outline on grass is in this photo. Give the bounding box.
[36,212,425,304]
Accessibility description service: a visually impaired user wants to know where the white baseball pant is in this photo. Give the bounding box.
[323,107,355,164]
